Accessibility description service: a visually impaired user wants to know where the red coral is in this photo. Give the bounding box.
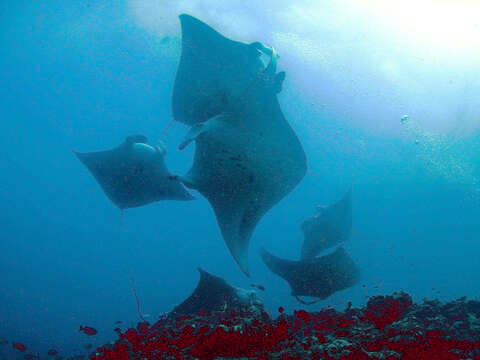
[89,292,480,360]
[362,292,413,331]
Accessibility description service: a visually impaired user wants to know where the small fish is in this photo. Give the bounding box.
[83,344,92,350]
[250,284,265,291]
[48,349,58,356]
[0,338,8,345]
[113,327,122,334]
[159,36,170,45]
[24,354,39,360]
[114,320,122,325]
[278,306,284,314]
[13,342,27,352]
[79,326,97,336]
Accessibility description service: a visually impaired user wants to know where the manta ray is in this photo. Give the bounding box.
[260,247,360,304]
[170,268,262,317]
[74,134,194,209]
[301,189,353,260]
[172,15,307,277]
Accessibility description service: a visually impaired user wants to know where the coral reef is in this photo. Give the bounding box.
[89,292,480,360]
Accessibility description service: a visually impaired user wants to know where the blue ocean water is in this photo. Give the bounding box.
[1,0,479,357]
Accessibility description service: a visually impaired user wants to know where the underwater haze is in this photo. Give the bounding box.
[1,0,480,357]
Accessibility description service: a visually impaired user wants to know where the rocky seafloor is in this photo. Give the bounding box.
[87,292,480,360]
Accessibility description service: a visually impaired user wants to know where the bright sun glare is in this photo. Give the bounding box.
[353,0,480,55]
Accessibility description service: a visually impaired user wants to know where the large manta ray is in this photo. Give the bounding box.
[170,268,262,317]
[260,247,360,304]
[75,135,194,209]
[172,15,307,277]
[301,189,352,260]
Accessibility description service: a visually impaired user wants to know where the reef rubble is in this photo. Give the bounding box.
[89,292,480,360]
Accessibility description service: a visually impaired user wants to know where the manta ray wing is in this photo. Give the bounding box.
[172,14,270,126]
[170,268,236,316]
[301,189,353,260]
[260,247,360,300]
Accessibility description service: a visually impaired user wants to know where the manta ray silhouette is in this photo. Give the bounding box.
[172,15,307,277]
[170,268,262,317]
[301,189,353,260]
[74,135,194,209]
[260,247,360,303]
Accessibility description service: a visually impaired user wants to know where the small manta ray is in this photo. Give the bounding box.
[173,15,307,277]
[169,268,262,317]
[74,134,194,209]
[301,189,352,260]
[260,246,360,305]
